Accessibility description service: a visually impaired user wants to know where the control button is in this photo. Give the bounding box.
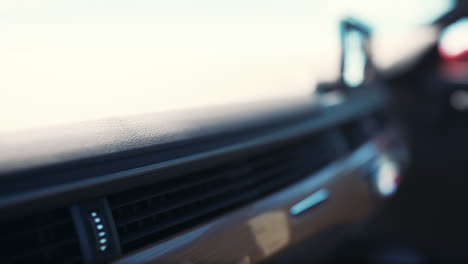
[99,238,107,244]
[90,212,97,217]
[94,218,101,223]
[97,224,104,230]
[99,245,107,252]
[98,232,106,237]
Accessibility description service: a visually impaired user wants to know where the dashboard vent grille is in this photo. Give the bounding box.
[109,132,338,253]
[0,208,82,264]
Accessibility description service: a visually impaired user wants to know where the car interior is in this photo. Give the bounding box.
[2,1,468,263]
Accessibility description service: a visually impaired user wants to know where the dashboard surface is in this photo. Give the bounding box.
[0,84,404,264]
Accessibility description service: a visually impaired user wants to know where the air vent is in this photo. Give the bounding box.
[109,132,339,253]
[0,208,82,264]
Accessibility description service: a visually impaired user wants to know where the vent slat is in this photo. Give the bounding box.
[6,239,79,262]
[111,166,248,209]
[2,218,73,242]
[110,150,294,209]
[109,132,339,254]
[120,166,302,246]
[0,208,83,264]
[116,162,292,227]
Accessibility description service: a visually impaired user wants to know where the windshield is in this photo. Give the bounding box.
[0,0,454,131]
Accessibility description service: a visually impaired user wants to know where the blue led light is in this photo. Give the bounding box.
[289,189,329,216]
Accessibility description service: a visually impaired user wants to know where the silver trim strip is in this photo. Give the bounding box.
[290,189,330,216]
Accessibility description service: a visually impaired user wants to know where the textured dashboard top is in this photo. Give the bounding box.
[0,96,318,176]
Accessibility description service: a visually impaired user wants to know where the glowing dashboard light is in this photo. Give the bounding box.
[289,189,329,216]
[375,157,400,197]
[343,31,367,87]
[439,18,468,60]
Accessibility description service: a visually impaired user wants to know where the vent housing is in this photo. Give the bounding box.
[0,208,82,264]
[339,111,391,151]
[109,131,340,253]
[373,110,391,130]
[340,119,371,150]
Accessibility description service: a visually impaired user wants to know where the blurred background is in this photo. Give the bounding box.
[0,0,454,131]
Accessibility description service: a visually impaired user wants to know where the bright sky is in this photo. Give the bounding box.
[0,0,453,131]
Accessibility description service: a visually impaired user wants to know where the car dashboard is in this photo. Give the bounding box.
[0,84,408,264]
